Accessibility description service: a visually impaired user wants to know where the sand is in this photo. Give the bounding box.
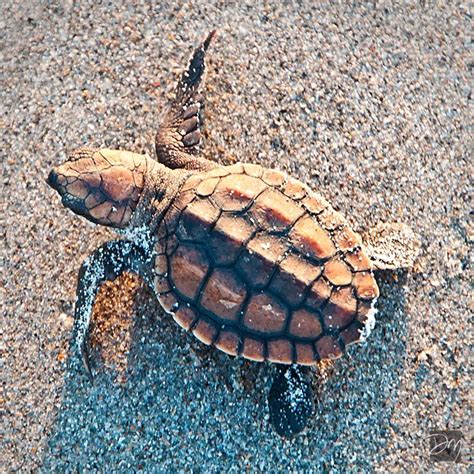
[2,1,471,471]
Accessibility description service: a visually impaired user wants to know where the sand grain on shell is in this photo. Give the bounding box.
[2,1,471,471]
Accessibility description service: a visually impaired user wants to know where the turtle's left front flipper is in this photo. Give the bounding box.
[73,240,154,380]
[268,365,315,437]
[155,31,218,171]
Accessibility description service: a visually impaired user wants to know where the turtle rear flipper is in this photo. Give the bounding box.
[363,222,421,271]
[73,240,154,380]
[155,31,218,171]
[268,365,315,437]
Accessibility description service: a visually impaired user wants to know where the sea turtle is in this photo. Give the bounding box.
[47,31,420,437]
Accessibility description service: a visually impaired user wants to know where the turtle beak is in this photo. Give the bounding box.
[47,168,59,189]
[46,166,66,195]
[46,166,92,219]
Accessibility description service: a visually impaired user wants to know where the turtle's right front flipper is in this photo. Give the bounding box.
[155,31,219,171]
[73,240,154,381]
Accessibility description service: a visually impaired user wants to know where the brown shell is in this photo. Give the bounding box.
[154,164,379,365]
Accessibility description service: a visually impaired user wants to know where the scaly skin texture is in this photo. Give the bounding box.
[48,148,149,228]
[154,30,217,172]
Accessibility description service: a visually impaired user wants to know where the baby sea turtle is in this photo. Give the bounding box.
[47,32,420,437]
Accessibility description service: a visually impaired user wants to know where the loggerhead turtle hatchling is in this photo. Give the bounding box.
[47,31,420,436]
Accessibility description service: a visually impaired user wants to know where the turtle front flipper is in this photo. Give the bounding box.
[268,364,315,437]
[73,240,154,380]
[363,222,421,271]
[155,31,219,172]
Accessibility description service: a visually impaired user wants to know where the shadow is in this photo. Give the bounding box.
[303,270,409,470]
[43,271,407,471]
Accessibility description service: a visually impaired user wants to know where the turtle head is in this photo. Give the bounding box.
[47,148,148,228]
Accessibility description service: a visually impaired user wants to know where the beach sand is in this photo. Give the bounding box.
[2,1,471,471]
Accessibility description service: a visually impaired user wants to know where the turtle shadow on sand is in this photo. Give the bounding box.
[42,272,265,469]
[304,272,409,469]
[43,271,407,471]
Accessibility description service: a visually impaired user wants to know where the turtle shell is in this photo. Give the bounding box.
[153,163,379,365]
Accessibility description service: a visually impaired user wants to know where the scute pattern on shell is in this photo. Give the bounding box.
[153,164,379,365]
